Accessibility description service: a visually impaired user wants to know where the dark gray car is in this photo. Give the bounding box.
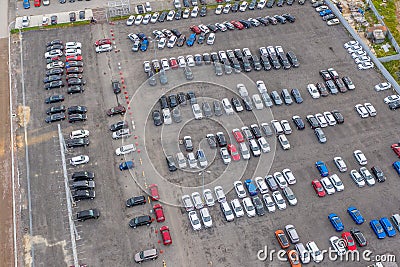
[184,66,194,80]
[159,69,168,84]
[172,107,182,123]
[202,102,213,117]
[270,91,283,105]
[213,100,223,116]
[281,89,293,105]
[326,80,338,94]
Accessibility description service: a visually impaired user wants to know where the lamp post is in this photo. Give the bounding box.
[198,170,211,193]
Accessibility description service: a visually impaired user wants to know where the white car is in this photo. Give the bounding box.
[358,61,374,70]
[145,2,152,12]
[354,150,367,165]
[176,152,187,169]
[188,211,202,230]
[257,0,266,8]
[191,6,199,17]
[115,144,136,156]
[182,197,194,212]
[187,153,197,168]
[177,56,186,68]
[329,174,344,192]
[320,177,335,195]
[282,168,296,185]
[65,42,82,49]
[112,128,131,139]
[220,201,234,222]
[355,104,369,118]
[255,177,268,194]
[307,84,320,99]
[351,50,367,58]
[207,33,216,45]
[258,137,270,153]
[143,61,151,73]
[376,82,392,92]
[167,36,177,48]
[306,241,323,263]
[70,129,89,139]
[192,104,203,120]
[214,186,226,203]
[199,24,210,34]
[161,58,169,70]
[273,171,288,189]
[46,61,64,69]
[220,147,231,165]
[200,208,212,228]
[96,44,112,53]
[360,167,375,186]
[280,120,292,134]
[347,45,362,53]
[262,194,276,213]
[186,55,195,67]
[126,15,135,26]
[354,57,368,64]
[230,199,244,217]
[384,94,400,104]
[191,192,204,209]
[203,189,215,206]
[327,19,340,26]
[315,5,328,11]
[242,197,256,217]
[256,80,267,93]
[239,142,251,160]
[215,5,223,14]
[333,156,347,172]
[70,155,89,166]
[158,38,166,49]
[237,84,249,97]
[356,55,371,62]
[22,16,30,27]
[221,98,234,115]
[323,111,336,126]
[364,103,376,117]
[45,49,63,58]
[234,181,247,198]
[150,12,159,23]
[272,191,286,210]
[65,49,82,56]
[252,94,264,109]
[350,169,365,187]
[223,4,231,13]
[278,134,290,150]
[142,14,151,24]
[162,108,172,124]
[330,236,346,256]
[239,1,248,11]
[315,113,328,128]
[167,10,175,21]
[344,40,359,49]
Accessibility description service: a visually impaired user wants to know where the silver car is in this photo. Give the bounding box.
[262,193,276,213]
[182,195,194,211]
[203,189,215,206]
[359,167,375,186]
[314,127,326,143]
[282,187,297,206]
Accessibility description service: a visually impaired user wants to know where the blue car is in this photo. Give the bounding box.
[370,220,386,239]
[393,161,400,175]
[23,0,30,9]
[347,206,365,224]
[244,179,258,196]
[140,39,149,52]
[328,213,344,231]
[316,161,329,177]
[186,33,196,47]
[319,9,332,16]
[119,161,134,171]
[379,217,396,237]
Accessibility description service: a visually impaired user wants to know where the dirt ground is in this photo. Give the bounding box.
[0,37,14,267]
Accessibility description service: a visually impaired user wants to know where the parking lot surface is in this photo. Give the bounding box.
[13,2,400,267]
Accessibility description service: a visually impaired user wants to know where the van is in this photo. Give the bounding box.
[134,248,158,263]
[115,144,136,156]
[295,243,310,264]
[271,120,284,135]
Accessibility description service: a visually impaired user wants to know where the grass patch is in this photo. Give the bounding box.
[371,0,400,45]
[11,20,90,34]
[364,9,379,25]
[382,60,400,83]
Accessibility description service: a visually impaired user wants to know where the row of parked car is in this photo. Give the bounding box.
[343,40,374,70]
[313,4,340,26]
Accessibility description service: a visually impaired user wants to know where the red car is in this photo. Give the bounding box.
[34,0,40,7]
[106,105,126,116]
[392,143,400,157]
[190,25,201,34]
[66,55,83,62]
[312,179,326,197]
[149,184,160,201]
[153,204,165,222]
[232,129,244,143]
[160,226,172,245]
[231,20,244,30]
[341,232,357,251]
[227,144,240,161]
[169,57,178,69]
[95,38,112,46]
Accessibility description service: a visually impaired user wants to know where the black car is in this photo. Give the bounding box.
[43,75,62,83]
[126,196,146,207]
[66,138,90,148]
[72,189,95,201]
[46,44,64,52]
[79,10,85,20]
[203,53,211,64]
[158,11,167,22]
[291,88,303,103]
[206,24,218,32]
[46,105,66,115]
[266,16,277,25]
[269,54,281,69]
[232,2,239,11]
[282,13,295,22]
[250,124,262,139]
[171,29,181,37]
[47,39,63,47]
[257,17,269,26]
[242,96,253,110]
[278,54,291,69]
[45,113,66,123]
[137,4,145,13]
[67,85,84,94]
[68,78,85,86]
[177,92,187,105]
[389,100,400,110]
[112,80,121,94]
[200,6,207,16]
[260,55,272,71]
[371,166,386,182]
[46,68,64,76]
[252,196,265,216]
[177,35,186,47]
[319,70,331,81]
[110,121,128,132]
[166,155,177,172]
[335,78,348,93]
[66,67,83,74]
[152,110,163,126]
[292,116,305,130]
[232,58,242,72]
[332,110,344,124]
[168,94,178,108]
[66,61,84,68]
[51,15,58,25]
[213,101,223,116]
[197,33,205,44]
[276,0,284,6]
[216,132,227,147]
[175,8,182,20]
[239,20,251,29]
[45,94,64,104]
[248,0,256,9]
[72,171,95,181]
[187,91,197,104]
[68,105,87,115]
[183,0,190,7]
[231,97,243,112]
[129,215,152,228]
[206,134,217,148]
[342,76,355,90]
[266,0,275,8]
[316,82,329,97]
[306,115,319,129]
[286,51,299,67]
[350,228,367,247]
[69,12,76,22]
[44,80,64,90]
[76,209,100,221]
[251,55,262,71]
[242,58,252,72]
[200,0,207,4]
[159,95,168,109]
[68,114,87,123]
